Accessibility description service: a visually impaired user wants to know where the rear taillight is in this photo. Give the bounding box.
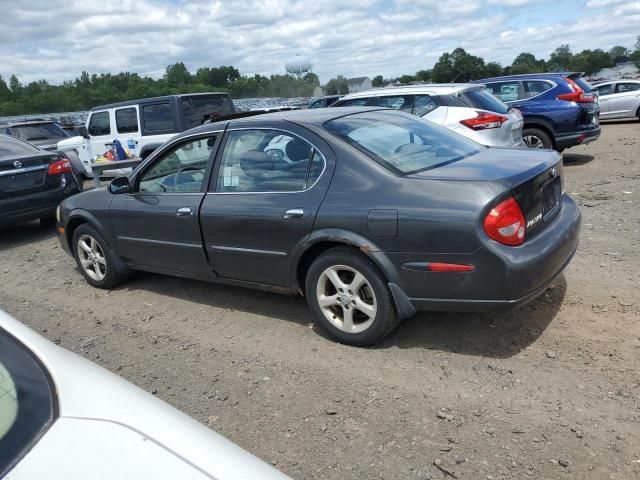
[460,111,508,130]
[48,157,72,175]
[556,77,594,104]
[483,197,526,246]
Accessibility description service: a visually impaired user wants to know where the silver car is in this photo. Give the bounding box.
[592,80,640,120]
[331,84,524,148]
[0,309,291,480]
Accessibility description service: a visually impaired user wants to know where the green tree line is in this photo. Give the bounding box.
[341,38,640,87]
[1,38,638,116]
[0,63,320,116]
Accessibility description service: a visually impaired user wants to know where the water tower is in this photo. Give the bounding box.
[285,54,312,78]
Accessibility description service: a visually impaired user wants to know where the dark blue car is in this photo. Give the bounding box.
[473,73,600,152]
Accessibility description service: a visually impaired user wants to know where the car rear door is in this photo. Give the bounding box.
[199,124,334,287]
[109,133,221,277]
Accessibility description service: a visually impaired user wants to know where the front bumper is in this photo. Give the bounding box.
[389,194,581,315]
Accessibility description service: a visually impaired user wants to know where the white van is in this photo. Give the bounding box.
[57,93,235,177]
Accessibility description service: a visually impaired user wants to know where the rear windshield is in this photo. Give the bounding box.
[324,110,482,175]
[459,88,509,114]
[181,95,235,129]
[0,136,41,158]
[10,123,69,142]
[571,77,593,93]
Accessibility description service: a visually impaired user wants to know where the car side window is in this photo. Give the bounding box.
[115,108,139,134]
[595,84,613,95]
[336,98,370,107]
[484,81,520,102]
[377,96,414,113]
[142,103,175,133]
[616,83,640,93]
[138,136,216,193]
[216,129,323,193]
[88,111,111,136]
[413,95,438,116]
[524,81,553,98]
[309,99,325,108]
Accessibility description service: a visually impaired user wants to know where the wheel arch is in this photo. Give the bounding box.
[293,229,401,295]
[523,118,556,148]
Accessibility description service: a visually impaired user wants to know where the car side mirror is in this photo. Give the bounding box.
[108,177,131,194]
[78,126,89,139]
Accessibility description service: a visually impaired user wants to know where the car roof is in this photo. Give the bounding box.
[91,92,230,111]
[189,106,390,133]
[476,72,584,82]
[5,120,59,126]
[339,84,479,99]
[592,79,640,85]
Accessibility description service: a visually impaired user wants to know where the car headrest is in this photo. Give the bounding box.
[285,138,311,162]
[240,150,272,178]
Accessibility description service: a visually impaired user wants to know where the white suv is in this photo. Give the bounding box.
[331,84,523,147]
[57,93,235,177]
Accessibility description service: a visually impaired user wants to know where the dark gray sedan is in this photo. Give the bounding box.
[57,108,580,345]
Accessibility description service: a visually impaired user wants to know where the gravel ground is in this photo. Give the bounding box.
[1,121,638,480]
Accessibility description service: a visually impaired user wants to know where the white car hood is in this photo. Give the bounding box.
[1,311,290,480]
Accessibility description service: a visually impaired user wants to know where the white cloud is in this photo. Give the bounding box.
[0,0,637,86]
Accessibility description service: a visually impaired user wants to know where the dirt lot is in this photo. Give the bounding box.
[1,122,639,479]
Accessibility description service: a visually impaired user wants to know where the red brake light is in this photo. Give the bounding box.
[460,111,508,130]
[48,157,72,175]
[427,263,474,272]
[483,197,526,246]
[556,77,594,103]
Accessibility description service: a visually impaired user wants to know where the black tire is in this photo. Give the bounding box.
[72,224,129,289]
[39,217,56,228]
[523,127,553,150]
[305,247,400,346]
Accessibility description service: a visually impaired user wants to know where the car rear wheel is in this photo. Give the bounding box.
[305,247,400,346]
[72,224,129,289]
[523,127,553,149]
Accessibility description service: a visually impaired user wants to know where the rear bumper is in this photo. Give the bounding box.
[0,177,79,226]
[556,127,600,150]
[388,194,581,316]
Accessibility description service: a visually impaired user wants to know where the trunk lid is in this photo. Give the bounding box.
[409,147,564,237]
[0,152,61,199]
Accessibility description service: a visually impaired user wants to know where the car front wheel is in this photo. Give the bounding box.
[305,247,400,346]
[72,224,129,289]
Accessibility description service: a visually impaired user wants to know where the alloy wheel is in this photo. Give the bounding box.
[77,234,107,281]
[316,265,377,334]
[523,135,544,148]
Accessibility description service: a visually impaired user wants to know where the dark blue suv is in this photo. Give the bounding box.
[473,73,600,152]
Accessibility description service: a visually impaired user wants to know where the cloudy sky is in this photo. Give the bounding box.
[1,0,638,84]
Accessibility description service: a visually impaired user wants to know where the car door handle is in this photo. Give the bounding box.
[176,207,194,217]
[283,208,304,220]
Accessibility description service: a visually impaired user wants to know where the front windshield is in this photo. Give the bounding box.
[12,123,69,142]
[324,110,482,174]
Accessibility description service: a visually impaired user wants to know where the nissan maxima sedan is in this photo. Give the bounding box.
[0,309,291,479]
[0,134,81,227]
[56,108,581,346]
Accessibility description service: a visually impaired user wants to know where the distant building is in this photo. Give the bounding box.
[348,77,372,93]
[591,61,639,81]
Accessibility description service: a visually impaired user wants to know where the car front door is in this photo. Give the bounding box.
[109,133,221,277]
[594,83,614,117]
[199,126,334,287]
[87,110,113,160]
[608,82,640,118]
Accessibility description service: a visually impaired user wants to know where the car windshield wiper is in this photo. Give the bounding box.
[26,136,49,141]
